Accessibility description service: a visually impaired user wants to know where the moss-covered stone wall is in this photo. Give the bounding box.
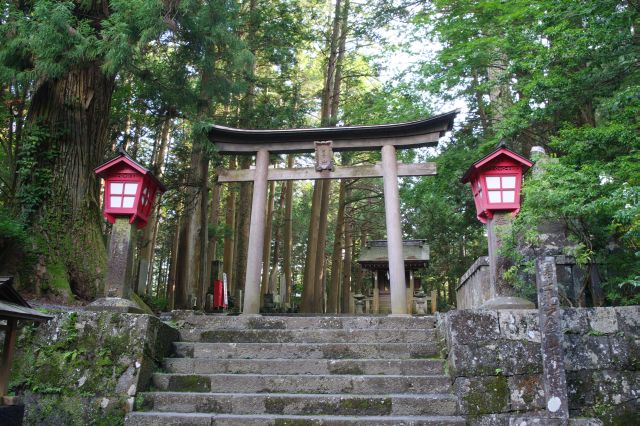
[9,311,178,425]
[437,307,640,426]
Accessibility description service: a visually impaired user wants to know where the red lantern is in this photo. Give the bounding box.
[461,144,533,224]
[95,150,166,229]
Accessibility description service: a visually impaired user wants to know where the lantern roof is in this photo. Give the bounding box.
[461,143,533,184]
[95,147,167,192]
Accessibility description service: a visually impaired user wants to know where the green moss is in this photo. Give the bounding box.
[265,398,286,414]
[339,398,392,415]
[130,292,155,315]
[463,376,509,416]
[328,363,364,375]
[169,375,210,392]
[45,258,73,298]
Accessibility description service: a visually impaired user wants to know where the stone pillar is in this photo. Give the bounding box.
[87,217,143,313]
[407,269,415,313]
[106,217,136,299]
[242,149,270,315]
[536,256,569,423]
[481,211,534,309]
[381,144,408,316]
[373,271,380,314]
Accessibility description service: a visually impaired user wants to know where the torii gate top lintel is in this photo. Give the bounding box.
[208,110,457,154]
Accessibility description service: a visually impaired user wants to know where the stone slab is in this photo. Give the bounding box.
[173,342,439,360]
[138,392,458,416]
[126,412,467,426]
[151,373,452,395]
[163,358,445,376]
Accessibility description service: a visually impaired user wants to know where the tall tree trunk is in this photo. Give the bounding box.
[300,181,322,312]
[205,181,221,300]
[261,179,276,298]
[269,182,286,295]
[137,115,172,295]
[167,216,181,310]
[341,192,353,313]
[222,158,237,294]
[282,155,294,308]
[327,180,346,313]
[20,57,115,299]
[313,180,331,313]
[174,41,215,309]
[233,157,252,301]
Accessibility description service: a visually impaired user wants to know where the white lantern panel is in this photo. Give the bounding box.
[502,176,516,189]
[486,176,501,189]
[141,196,147,206]
[124,183,138,195]
[110,182,124,195]
[110,196,122,208]
[122,196,135,208]
[488,191,502,203]
[502,190,515,203]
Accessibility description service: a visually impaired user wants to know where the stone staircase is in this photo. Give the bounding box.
[125,315,464,426]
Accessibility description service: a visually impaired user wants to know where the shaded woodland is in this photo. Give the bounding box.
[0,0,638,311]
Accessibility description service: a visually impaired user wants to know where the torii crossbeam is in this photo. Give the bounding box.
[208,110,457,315]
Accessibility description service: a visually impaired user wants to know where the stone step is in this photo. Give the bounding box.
[137,392,458,416]
[169,313,436,330]
[180,328,436,343]
[172,342,439,359]
[151,373,452,394]
[126,412,466,426]
[163,358,445,375]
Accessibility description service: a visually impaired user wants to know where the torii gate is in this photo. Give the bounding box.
[209,110,457,316]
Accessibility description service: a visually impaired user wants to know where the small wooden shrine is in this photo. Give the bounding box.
[358,240,433,314]
[0,277,51,404]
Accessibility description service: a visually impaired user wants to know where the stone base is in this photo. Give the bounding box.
[480,296,535,309]
[85,297,145,314]
[388,313,412,318]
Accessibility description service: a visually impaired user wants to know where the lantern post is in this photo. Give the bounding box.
[88,148,166,313]
[461,142,535,309]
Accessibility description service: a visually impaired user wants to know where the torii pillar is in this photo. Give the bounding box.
[381,144,408,315]
[243,149,270,315]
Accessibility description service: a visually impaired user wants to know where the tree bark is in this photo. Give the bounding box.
[269,182,286,295]
[300,181,322,312]
[341,194,353,313]
[137,115,172,296]
[313,179,331,313]
[327,179,346,313]
[233,156,252,300]
[261,179,276,298]
[222,157,237,294]
[282,155,294,308]
[167,216,181,310]
[21,58,115,299]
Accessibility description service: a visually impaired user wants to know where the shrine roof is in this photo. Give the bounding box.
[208,110,458,154]
[0,277,52,322]
[358,240,430,270]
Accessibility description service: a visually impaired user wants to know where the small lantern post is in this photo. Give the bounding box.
[461,142,535,309]
[88,149,166,313]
